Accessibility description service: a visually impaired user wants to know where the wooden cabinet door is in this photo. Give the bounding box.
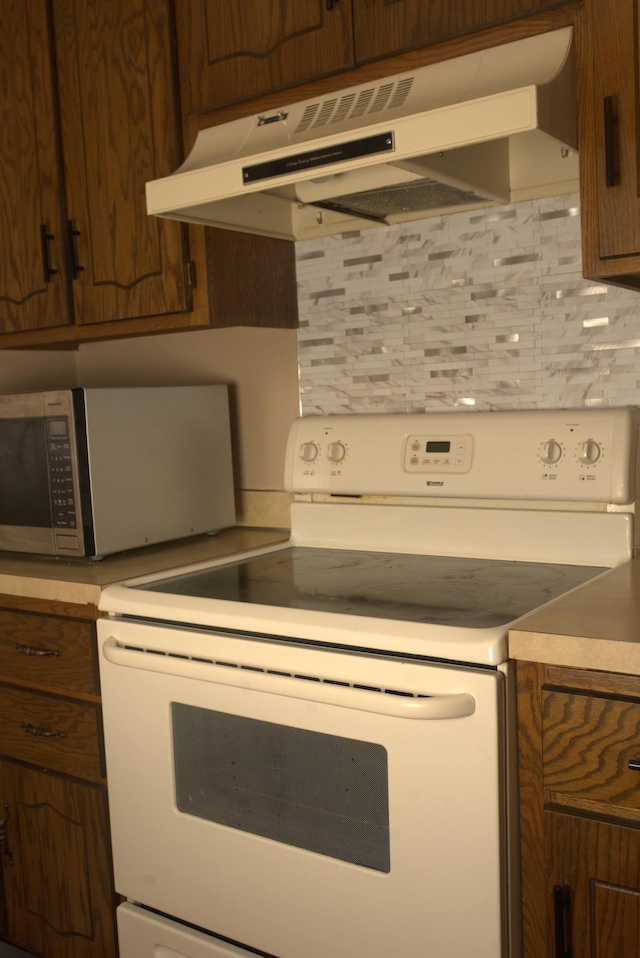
[0,1,72,334]
[546,810,640,958]
[175,0,355,115]
[0,760,117,958]
[353,0,580,62]
[52,0,190,327]
[579,0,640,277]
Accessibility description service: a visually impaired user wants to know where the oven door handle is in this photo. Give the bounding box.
[101,637,476,720]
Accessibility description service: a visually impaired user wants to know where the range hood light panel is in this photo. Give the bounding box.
[314,179,495,223]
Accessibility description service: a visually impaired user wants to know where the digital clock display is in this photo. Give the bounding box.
[426,441,451,453]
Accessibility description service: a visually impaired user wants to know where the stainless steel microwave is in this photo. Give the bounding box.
[0,385,236,559]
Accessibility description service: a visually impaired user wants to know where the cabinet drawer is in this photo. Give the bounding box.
[542,690,640,811]
[0,609,98,695]
[0,685,103,782]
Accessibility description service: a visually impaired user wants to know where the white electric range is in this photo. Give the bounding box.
[97,408,638,958]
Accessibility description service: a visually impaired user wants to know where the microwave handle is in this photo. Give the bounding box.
[101,637,475,720]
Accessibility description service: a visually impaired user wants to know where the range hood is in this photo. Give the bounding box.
[147,27,579,241]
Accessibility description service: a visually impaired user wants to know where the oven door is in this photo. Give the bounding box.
[98,618,510,958]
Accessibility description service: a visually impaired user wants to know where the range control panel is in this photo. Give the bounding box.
[404,434,473,473]
[284,409,639,503]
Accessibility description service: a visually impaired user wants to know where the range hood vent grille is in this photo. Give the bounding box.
[295,76,416,134]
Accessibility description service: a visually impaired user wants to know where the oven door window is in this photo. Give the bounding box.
[172,703,390,872]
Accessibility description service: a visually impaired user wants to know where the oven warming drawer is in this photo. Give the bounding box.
[118,902,258,957]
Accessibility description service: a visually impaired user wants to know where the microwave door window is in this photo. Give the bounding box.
[0,419,52,527]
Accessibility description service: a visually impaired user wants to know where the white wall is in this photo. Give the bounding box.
[0,327,299,494]
[75,327,300,491]
[0,349,77,393]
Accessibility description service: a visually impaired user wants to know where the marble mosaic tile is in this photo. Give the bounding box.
[295,192,640,414]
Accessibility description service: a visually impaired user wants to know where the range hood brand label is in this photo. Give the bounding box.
[243,132,395,184]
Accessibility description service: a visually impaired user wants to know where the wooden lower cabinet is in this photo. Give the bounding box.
[0,761,117,958]
[0,595,117,958]
[517,660,640,958]
[546,811,640,958]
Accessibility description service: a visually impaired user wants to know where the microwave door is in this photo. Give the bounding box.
[0,415,57,555]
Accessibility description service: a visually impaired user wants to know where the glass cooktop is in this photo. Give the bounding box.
[136,547,606,629]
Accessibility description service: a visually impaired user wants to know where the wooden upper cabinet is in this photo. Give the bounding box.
[175,0,356,116]
[52,0,190,326]
[578,0,640,286]
[590,0,640,259]
[352,0,581,63]
[0,1,71,334]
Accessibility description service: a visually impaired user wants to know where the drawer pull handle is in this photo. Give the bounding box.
[628,759,640,771]
[14,643,61,657]
[0,802,14,866]
[20,722,67,739]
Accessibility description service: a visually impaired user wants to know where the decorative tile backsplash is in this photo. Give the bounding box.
[295,193,640,414]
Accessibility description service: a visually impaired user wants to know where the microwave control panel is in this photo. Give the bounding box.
[46,416,78,531]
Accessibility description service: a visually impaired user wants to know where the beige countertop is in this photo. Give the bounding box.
[0,527,290,607]
[509,557,640,675]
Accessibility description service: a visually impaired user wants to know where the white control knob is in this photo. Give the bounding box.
[577,439,601,464]
[539,439,563,464]
[327,442,346,463]
[300,442,319,463]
